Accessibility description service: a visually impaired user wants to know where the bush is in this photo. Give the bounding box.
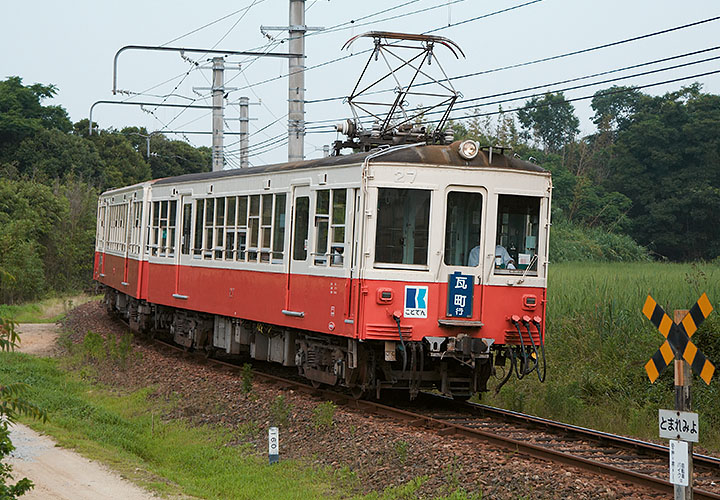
[312,401,336,430]
[550,219,650,263]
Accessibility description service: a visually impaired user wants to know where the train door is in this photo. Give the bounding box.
[439,188,487,322]
[173,195,193,300]
[284,185,311,318]
[345,188,361,327]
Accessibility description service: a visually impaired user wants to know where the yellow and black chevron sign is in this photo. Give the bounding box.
[642,293,715,385]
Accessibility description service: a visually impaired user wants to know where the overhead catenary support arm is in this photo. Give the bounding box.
[88,100,214,135]
[112,45,300,95]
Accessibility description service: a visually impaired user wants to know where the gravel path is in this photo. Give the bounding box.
[59,302,667,500]
[7,423,158,500]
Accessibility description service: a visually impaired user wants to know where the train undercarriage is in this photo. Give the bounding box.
[104,287,495,400]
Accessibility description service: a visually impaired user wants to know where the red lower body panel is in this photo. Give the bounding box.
[94,253,546,345]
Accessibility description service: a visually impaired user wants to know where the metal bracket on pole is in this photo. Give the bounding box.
[262,0,324,162]
[112,45,300,95]
[88,100,214,135]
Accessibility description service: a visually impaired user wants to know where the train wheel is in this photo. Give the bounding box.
[350,386,366,400]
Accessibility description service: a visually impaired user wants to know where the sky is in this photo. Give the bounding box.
[2,0,720,167]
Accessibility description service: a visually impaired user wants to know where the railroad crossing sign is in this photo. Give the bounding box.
[642,293,715,385]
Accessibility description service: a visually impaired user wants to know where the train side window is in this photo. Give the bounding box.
[330,189,346,266]
[293,196,309,261]
[225,197,237,260]
[248,195,260,261]
[150,201,160,256]
[181,203,192,255]
[272,194,286,263]
[261,194,273,263]
[495,195,540,275]
[314,190,330,265]
[236,196,248,261]
[203,198,214,259]
[129,201,143,255]
[96,205,105,249]
[375,188,430,266]
[444,192,483,266]
[214,197,225,259]
[312,189,346,266]
[193,200,204,259]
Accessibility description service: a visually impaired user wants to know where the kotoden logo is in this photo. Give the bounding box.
[404,286,428,318]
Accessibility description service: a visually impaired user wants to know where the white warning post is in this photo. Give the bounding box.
[268,426,279,464]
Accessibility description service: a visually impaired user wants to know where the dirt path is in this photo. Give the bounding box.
[14,323,61,356]
[6,323,158,500]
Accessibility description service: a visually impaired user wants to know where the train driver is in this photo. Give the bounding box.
[467,243,516,269]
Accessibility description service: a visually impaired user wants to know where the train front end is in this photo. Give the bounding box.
[356,142,551,399]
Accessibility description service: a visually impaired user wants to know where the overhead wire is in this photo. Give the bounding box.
[303,46,720,127]
[305,14,720,104]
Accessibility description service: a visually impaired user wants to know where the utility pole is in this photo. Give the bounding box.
[212,57,225,172]
[238,97,250,168]
[287,0,305,162]
[262,0,323,162]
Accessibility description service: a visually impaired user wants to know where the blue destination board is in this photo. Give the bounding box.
[447,271,473,318]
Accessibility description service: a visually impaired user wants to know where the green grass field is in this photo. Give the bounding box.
[485,261,720,451]
[0,294,100,323]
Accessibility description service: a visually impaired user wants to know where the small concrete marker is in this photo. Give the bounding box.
[268,426,279,464]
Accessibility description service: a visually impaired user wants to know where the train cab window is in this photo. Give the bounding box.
[293,196,310,261]
[375,188,430,266]
[444,191,483,266]
[313,189,346,266]
[495,195,540,275]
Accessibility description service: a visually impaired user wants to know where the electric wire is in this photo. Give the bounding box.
[160,0,269,47]
[227,0,538,96]
[305,14,720,104]
[303,47,720,127]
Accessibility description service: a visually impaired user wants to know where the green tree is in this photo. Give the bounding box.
[0,77,71,160]
[591,85,642,133]
[518,92,580,153]
[606,85,720,260]
[11,128,103,184]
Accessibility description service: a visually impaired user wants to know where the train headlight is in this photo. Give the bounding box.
[458,140,479,160]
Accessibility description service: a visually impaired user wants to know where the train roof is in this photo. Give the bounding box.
[153,142,547,186]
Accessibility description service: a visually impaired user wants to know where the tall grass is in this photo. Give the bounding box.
[485,261,720,450]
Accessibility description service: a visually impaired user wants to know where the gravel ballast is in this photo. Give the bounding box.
[61,301,665,499]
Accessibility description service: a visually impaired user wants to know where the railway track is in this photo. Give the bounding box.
[148,335,720,499]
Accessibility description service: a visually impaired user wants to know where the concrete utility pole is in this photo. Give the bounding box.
[212,57,225,172]
[262,0,323,162]
[287,0,305,162]
[238,97,250,168]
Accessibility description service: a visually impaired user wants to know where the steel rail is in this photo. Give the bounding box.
[458,399,720,470]
[145,336,720,499]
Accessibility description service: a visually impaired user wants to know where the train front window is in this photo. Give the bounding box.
[444,191,483,266]
[375,188,430,266]
[495,195,540,274]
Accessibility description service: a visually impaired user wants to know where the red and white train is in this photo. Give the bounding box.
[95,140,551,399]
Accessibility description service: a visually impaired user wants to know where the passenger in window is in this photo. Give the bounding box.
[467,243,516,269]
